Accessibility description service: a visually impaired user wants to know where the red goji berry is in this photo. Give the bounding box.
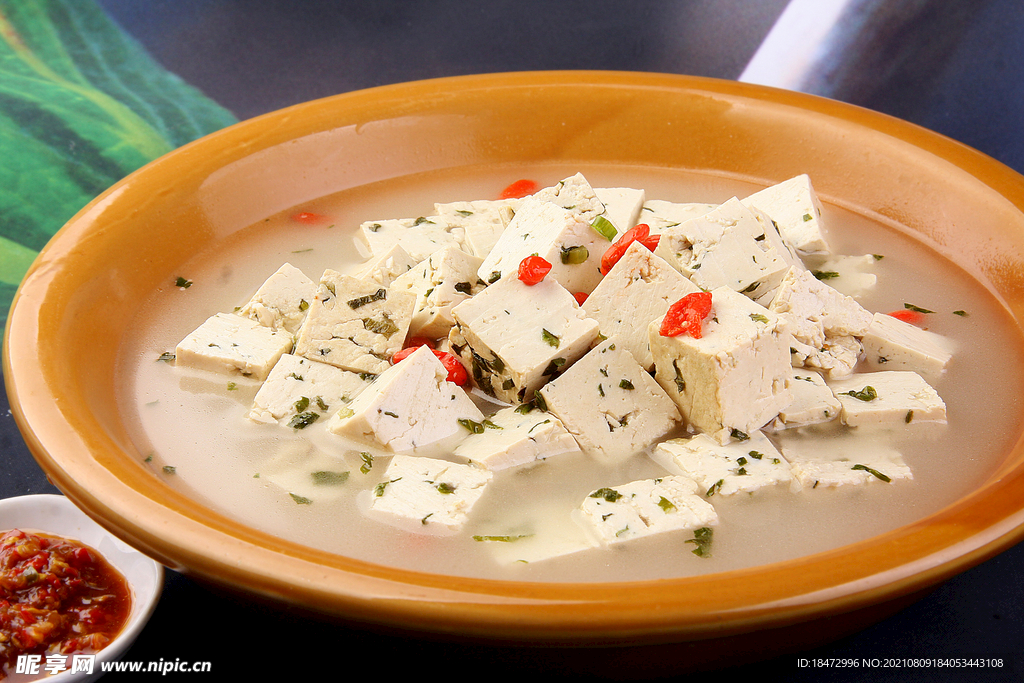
[498,179,539,199]
[291,211,329,224]
[392,347,468,386]
[600,224,652,275]
[660,292,713,338]
[573,292,588,306]
[518,255,552,285]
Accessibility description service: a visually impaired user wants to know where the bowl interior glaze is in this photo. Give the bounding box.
[6,72,1024,649]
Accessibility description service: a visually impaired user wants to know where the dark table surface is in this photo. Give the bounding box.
[3,1,1024,680]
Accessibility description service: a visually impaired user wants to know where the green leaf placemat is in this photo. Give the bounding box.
[0,0,237,326]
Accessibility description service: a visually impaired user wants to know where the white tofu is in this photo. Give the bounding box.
[742,174,831,257]
[539,338,681,463]
[175,312,293,381]
[327,346,484,454]
[453,406,581,471]
[828,371,947,427]
[449,274,600,403]
[860,312,954,380]
[370,454,493,532]
[783,435,912,488]
[293,270,416,375]
[582,241,700,370]
[652,431,792,496]
[351,243,418,287]
[578,476,717,546]
[248,353,374,426]
[434,198,519,259]
[767,370,842,430]
[649,287,792,443]
[390,246,486,339]
[809,254,879,298]
[476,197,608,294]
[533,172,607,223]
[638,200,716,233]
[768,267,872,379]
[237,263,316,335]
[653,197,790,300]
[357,215,464,262]
[594,187,646,234]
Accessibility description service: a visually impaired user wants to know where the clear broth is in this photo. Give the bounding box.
[117,163,1024,582]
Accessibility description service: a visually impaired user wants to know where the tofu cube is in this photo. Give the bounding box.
[649,287,792,443]
[742,174,831,257]
[371,455,493,532]
[768,266,873,379]
[390,246,485,339]
[638,200,715,234]
[578,476,718,546]
[327,346,484,454]
[248,353,374,426]
[237,263,316,335]
[809,254,879,298]
[294,270,416,375]
[828,370,947,427]
[352,243,418,287]
[783,435,912,488]
[539,338,681,463]
[476,197,607,294]
[767,370,842,430]
[595,187,646,234]
[175,312,293,380]
[453,406,581,471]
[860,312,954,380]
[653,431,793,496]
[582,240,700,370]
[653,197,790,300]
[449,274,600,403]
[358,215,464,262]
[533,172,607,223]
[434,198,519,259]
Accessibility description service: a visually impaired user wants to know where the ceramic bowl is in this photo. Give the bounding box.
[6,72,1024,671]
[0,495,163,682]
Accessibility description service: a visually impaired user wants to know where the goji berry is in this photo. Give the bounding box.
[518,255,552,285]
[660,292,713,338]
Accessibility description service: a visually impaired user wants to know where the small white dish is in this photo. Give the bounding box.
[0,494,163,682]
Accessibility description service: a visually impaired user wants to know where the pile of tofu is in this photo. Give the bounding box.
[171,172,953,558]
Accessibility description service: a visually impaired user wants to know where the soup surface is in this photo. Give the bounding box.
[117,163,1024,582]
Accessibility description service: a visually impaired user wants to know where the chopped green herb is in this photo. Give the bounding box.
[488,270,502,284]
[289,492,313,505]
[872,254,885,260]
[842,386,877,402]
[311,471,349,486]
[672,361,686,393]
[436,482,457,494]
[541,328,561,348]
[288,411,320,429]
[904,303,934,314]
[598,383,605,397]
[619,379,635,390]
[657,496,677,513]
[741,281,759,294]
[162,465,176,475]
[736,457,748,466]
[315,396,329,411]
[560,245,590,265]
[359,452,373,474]
[156,352,175,363]
[175,276,192,288]
[706,479,724,497]
[293,396,310,413]
[730,429,749,441]
[953,309,969,317]
[686,527,713,557]
[472,534,531,542]
[363,312,399,338]
[590,487,623,502]
[459,418,485,434]
[812,270,840,280]
[454,281,473,295]
[227,382,238,391]
[749,313,769,323]
[802,213,812,222]
[347,288,387,309]
[413,216,433,226]
[748,451,763,460]
[591,215,617,241]
[852,464,892,482]
[905,410,914,424]
[483,420,502,430]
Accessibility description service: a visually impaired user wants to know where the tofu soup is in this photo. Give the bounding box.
[118,165,1024,582]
